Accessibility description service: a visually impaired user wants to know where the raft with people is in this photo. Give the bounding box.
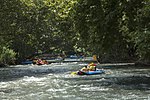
[77,69,105,75]
[34,59,48,65]
[71,62,105,75]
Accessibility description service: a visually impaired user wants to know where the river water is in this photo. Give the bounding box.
[0,62,150,100]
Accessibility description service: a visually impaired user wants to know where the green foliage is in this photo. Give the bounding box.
[136,31,150,60]
[73,0,128,58]
[0,47,16,64]
[73,0,150,62]
[127,0,150,61]
[0,0,149,63]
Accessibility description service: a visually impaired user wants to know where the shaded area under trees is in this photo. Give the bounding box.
[0,0,150,65]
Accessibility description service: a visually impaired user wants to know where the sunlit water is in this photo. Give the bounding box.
[0,62,150,100]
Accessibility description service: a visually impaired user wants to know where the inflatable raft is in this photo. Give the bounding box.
[76,69,105,75]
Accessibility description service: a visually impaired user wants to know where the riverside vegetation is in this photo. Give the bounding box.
[0,0,150,65]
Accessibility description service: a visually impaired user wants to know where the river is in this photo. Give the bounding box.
[0,62,150,100]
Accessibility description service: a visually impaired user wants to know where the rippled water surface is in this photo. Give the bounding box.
[0,63,150,100]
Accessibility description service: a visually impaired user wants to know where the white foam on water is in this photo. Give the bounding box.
[22,76,46,82]
[80,86,110,92]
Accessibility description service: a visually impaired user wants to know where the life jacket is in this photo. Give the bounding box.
[89,66,96,71]
[88,63,96,66]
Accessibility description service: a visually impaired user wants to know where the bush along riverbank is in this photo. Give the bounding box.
[0,46,16,67]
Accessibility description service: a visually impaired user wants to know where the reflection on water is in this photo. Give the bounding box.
[0,63,150,100]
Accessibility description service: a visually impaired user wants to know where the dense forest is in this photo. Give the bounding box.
[0,0,150,64]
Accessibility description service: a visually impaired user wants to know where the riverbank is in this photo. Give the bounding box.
[98,62,150,68]
[1,60,150,68]
[98,63,135,67]
[0,63,8,68]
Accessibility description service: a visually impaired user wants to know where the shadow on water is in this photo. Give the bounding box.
[101,65,150,70]
[114,76,150,90]
[64,74,150,91]
[0,65,69,82]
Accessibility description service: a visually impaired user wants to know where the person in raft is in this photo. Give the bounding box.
[36,59,44,65]
[80,66,89,72]
[80,62,97,72]
[87,62,97,71]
